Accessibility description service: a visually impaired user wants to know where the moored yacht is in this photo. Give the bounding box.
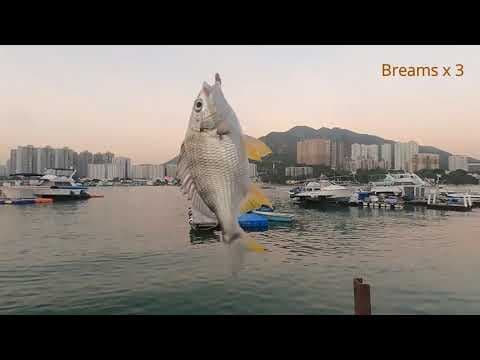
[1,168,89,200]
[292,180,354,204]
[368,172,433,201]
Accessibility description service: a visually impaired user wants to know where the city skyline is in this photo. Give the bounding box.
[1,45,480,163]
[3,144,175,180]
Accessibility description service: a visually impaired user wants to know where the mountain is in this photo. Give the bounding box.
[260,126,453,169]
[166,126,463,170]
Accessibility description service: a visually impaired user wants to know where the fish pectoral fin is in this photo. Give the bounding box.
[243,135,272,161]
[240,183,273,213]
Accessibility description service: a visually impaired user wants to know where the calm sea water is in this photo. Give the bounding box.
[1,185,480,315]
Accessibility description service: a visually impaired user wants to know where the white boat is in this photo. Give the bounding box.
[446,191,480,204]
[252,211,294,222]
[1,168,89,200]
[97,180,114,186]
[292,180,354,203]
[369,172,433,201]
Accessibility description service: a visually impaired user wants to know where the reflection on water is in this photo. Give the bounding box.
[189,229,221,245]
[1,185,480,314]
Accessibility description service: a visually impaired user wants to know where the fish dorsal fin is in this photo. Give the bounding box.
[243,135,272,161]
[240,183,273,213]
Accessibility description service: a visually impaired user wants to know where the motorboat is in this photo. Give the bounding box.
[292,180,354,204]
[369,172,433,201]
[1,168,90,200]
[441,191,480,207]
[288,186,305,198]
[98,180,114,187]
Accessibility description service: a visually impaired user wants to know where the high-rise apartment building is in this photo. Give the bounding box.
[350,143,379,170]
[285,166,313,178]
[394,141,419,171]
[16,145,36,173]
[78,151,94,178]
[329,140,346,170]
[381,143,393,170]
[412,153,440,172]
[112,157,131,179]
[87,164,107,180]
[0,164,7,177]
[9,149,17,174]
[297,138,331,166]
[152,164,165,179]
[448,155,468,171]
[166,164,177,178]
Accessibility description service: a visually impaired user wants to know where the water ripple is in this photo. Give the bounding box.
[1,186,480,314]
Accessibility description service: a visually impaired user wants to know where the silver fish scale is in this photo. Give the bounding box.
[184,131,248,231]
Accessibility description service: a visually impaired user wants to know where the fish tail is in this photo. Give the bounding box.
[223,228,267,253]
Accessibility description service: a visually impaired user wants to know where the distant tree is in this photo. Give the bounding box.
[416,168,445,180]
[443,169,479,185]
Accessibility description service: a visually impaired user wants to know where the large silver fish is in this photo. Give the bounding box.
[177,73,268,253]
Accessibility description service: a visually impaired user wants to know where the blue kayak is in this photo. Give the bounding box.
[238,213,268,231]
[252,211,294,223]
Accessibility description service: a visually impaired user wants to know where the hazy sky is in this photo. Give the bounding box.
[1,45,479,164]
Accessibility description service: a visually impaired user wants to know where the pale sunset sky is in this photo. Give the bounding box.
[1,45,479,164]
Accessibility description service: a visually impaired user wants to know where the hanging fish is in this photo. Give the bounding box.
[177,73,272,254]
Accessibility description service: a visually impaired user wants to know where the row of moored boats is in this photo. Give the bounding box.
[288,172,480,210]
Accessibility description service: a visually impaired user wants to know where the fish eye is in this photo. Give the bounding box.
[194,99,203,112]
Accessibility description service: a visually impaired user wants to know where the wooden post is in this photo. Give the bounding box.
[353,278,372,315]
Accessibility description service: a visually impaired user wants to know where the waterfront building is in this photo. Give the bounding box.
[412,153,440,172]
[54,147,70,169]
[16,145,36,173]
[468,163,480,173]
[9,149,17,174]
[448,155,469,171]
[87,164,107,180]
[285,166,314,178]
[105,163,115,179]
[166,164,177,178]
[132,164,152,179]
[78,151,94,178]
[112,157,131,179]
[35,147,47,174]
[152,164,165,180]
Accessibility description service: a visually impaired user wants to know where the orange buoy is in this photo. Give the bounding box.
[35,198,53,204]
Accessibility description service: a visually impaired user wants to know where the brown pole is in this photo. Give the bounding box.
[353,278,372,315]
